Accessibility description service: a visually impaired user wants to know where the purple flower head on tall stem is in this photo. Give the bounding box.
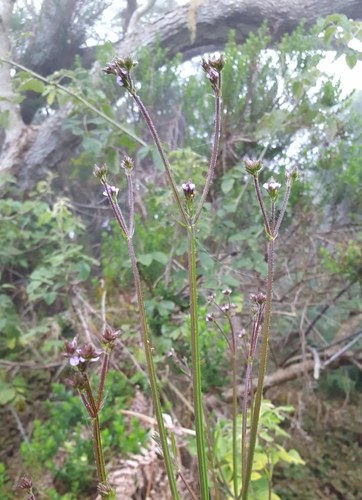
[182,179,195,200]
[64,338,102,372]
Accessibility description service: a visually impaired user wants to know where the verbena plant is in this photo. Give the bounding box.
[19,55,299,500]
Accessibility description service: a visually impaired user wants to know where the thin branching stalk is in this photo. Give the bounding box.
[242,238,275,500]
[241,307,263,490]
[132,93,188,226]
[178,471,199,500]
[92,415,107,484]
[194,72,222,224]
[81,373,107,484]
[188,225,209,498]
[253,177,271,237]
[232,351,238,498]
[127,239,179,498]
[96,353,109,412]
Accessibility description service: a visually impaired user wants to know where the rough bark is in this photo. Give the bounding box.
[118,0,362,60]
[0,103,82,191]
[0,0,23,146]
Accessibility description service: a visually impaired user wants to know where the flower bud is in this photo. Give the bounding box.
[121,156,134,173]
[250,292,267,305]
[94,163,107,180]
[285,166,299,186]
[244,158,263,176]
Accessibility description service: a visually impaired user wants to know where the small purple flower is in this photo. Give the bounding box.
[182,179,195,199]
[263,176,281,202]
[206,313,215,322]
[102,185,119,197]
[250,292,267,305]
[222,289,232,296]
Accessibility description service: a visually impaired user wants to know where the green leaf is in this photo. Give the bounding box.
[221,275,239,287]
[106,148,119,174]
[221,177,235,194]
[323,26,336,46]
[345,53,357,69]
[76,261,91,281]
[0,383,16,405]
[100,103,114,119]
[292,81,304,100]
[137,254,153,266]
[46,88,56,106]
[19,78,45,93]
[137,145,150,162]
[43,291,57,305]
[152,251,168,265]
[152,147,164,171]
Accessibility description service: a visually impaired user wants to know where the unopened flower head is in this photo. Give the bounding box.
[102,328,121,352]
[244,158,263,177]
[201,56,223,92]
[285,166,299,186]
[121,156,134,173]
[263,176,281,202]
[102,56,137,91]
[93,163,107,180]
[250,292,267,305]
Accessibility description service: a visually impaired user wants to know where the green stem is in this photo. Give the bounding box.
[232,352,239,498]
[0,58,146,147]
[128,239,180,500]
[92,415,107,484]
[188,225,209,499]
[242,239,275,500]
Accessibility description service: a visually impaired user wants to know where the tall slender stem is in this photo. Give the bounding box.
[232,351,239,498]
[132,93,188,226]
[96,353,109,412]
[92,415,107,484]
[128,238,180,500]
[194,73,222,224]
[242,239,275,500]
[188,225,209,499]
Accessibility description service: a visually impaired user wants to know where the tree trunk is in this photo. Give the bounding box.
[1,0,361,190]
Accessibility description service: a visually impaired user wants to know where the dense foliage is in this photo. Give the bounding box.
[1,13,362,499]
